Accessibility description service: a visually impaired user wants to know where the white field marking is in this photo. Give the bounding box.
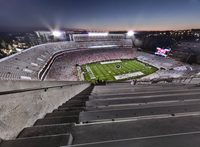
[86,65,95,79]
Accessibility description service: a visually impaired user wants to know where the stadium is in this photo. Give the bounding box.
[0,32,196,82]
[1,31,200,147]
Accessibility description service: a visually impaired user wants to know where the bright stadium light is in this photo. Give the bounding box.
[88,32,108,37]
[52,30,62,37]
[127,30,135,37]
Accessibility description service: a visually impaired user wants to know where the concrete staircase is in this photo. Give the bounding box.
[0,86,93,147]
[2,83,200,147]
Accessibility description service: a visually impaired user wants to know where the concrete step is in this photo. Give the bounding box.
[60,103,85,108]
[80,103,200,123]
[70,115,200,144]
[64,99,87,104]
[34,116,78,126]
[86,93,200,107]
[61,132,200,147]
[68,97,89,101]
[69,96,89,102]
[45,111,80,118]
[53,109,83,113]
[91,88,200,100]
[57,106,85,111]
[17,124,73,138]
[92,84,191,94]
[65,98,87,102]
[90,88,200,99]
[86,96,200,111]
[92,87,184,95]
[93,83,185,90]
[0,134,73,147]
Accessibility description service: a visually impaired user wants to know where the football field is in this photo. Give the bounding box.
[81,59,157,82]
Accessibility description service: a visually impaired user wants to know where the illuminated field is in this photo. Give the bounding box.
[81,59,157,82]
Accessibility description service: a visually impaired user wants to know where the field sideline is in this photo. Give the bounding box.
[81,59,157,82]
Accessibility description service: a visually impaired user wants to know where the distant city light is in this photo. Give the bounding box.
[52,30,62,37]
[88,32,108,37]
[127,30,135,37]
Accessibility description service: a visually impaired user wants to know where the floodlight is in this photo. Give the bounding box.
[127,30,135,37]
[52,30,62,37]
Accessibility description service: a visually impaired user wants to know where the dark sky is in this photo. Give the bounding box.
[0,0,200,31]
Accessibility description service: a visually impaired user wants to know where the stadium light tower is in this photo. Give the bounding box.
[126,30,135,48]
[127,30,135,37]
[52,30,62,37]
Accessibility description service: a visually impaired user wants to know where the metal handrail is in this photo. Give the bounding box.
[0,82,89,96]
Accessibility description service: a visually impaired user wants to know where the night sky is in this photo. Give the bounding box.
[0,0,200,31]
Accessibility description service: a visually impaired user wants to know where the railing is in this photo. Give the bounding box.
[0,81,89,96]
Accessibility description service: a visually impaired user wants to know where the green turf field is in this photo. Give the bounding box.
[81,59,157,82]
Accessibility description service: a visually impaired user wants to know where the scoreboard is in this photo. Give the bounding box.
[155,47,171,57]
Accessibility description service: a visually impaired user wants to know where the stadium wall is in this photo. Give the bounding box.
[0,80,90,140]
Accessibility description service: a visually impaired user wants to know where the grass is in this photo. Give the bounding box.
[81,59,157,83]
